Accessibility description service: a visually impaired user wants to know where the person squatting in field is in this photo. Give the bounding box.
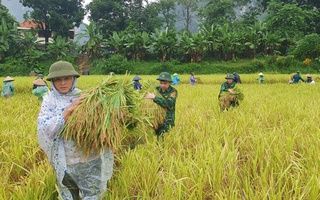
[145,72,178,142]
[1,76,15,98]
[32,78,50,102]
[218,74,239,111]
[37,61,114,200]
[306,74,315,84]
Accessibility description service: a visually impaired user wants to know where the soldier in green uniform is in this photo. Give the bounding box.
[145,72,178,142]
[218,74,239,111]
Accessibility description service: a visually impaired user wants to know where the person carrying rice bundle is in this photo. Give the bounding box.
[218,74,244,111]
[145,72,178,142]
[37,61,114,199]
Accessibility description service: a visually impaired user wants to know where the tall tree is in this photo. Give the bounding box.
[265,1,318,39]
[125,0,163,33]
[20,0,85,44]
[256,0,320,11]
[177,0,199,32]
[87,0,128,37]
[198,0,237,28]
[157,0,176,30]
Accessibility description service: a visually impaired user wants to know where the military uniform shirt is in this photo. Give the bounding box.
[153,85,178,135]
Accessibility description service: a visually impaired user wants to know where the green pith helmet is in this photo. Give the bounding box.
[225,74,235,79]
[46,61,80,81]
[156,72,172,82]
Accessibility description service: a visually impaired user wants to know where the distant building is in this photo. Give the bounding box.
[18,20,75,46]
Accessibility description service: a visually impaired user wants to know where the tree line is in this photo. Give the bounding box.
[0,0,320,75]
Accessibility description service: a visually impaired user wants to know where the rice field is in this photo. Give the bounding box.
[1,74,320,199]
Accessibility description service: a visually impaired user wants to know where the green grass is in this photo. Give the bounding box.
[1,75,320,199]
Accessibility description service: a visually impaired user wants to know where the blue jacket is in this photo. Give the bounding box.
[172,76,180,85]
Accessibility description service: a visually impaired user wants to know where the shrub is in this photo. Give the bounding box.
[90,55,133,75]
[294,33,320,60]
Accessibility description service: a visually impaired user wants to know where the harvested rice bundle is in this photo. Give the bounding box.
[219,85,244,110]
[219,85,244,102]
[61,74,140,156]
[138,79,167,130]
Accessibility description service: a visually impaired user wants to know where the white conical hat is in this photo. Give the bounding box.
[4,76,14,82]
[33,78,46,86]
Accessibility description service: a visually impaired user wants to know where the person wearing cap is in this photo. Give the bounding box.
[233,72,242,84]
[306,74,315,84]
[218,74,239,111]
[190,72,196,85]
[1,76,15,98]
[145,72,178,142]
[258,72,265,84]
[292,71,305,84]
[37,61,114,199]
[172,73,180,85]
[132,75,142,90]
[32,78,50,101]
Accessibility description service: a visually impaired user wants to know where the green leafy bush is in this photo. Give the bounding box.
[91,55,133,74]
[294,34,320,60]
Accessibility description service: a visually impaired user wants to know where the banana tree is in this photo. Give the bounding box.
[76,22,105,57]
[123,31,150,61]
[108,31,127,56]
[261,31,285,55]
[192,32,208,62]
[199,25,218,59]
[178,31,208,63]
[46,36,73,60]
[177,31,194,63]
[150,27,177,63]
[215,23,241,61]
[0,18,17,61]
[244,22,266,58]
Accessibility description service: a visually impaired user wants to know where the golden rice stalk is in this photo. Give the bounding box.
[219,85,244,110]
[61,74,140,156]
[60,75,167,156]
[219,85,244,101]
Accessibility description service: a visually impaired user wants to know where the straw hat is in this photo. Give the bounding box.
[4,76,14,82]
[132,75,141,81]
[33,78,46,86]
[173,73,178,76]
[259,72,263,76]
[306,74,311,77]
